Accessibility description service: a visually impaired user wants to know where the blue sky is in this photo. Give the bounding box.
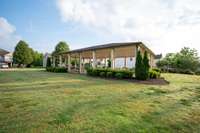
[1,0,200,54]
[0,0,120,53]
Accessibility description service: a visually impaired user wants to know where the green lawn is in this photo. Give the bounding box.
[0,69,200,133]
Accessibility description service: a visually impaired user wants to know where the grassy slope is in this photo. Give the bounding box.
[0,69,200,133]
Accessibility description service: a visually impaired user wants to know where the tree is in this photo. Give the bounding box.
[32,51,43,66]
[143,51,150,79]
[13,40,33,67]
[53,41,69,55]
[52,41,70,66]
[46,57,51,67]
[157,47,200,73]
[135,51,145,80]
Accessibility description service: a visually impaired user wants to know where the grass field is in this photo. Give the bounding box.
[0,69,200,133]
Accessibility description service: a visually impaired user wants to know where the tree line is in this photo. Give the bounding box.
[13,40,43,67]
[156,47,200,74]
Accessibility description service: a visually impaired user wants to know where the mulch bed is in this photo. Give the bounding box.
[85,75,170,85]
[128,77,169,85]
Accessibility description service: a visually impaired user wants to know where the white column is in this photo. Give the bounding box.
[124,57,126,68]
[52,57,55,67]
[79,53,82,73]
[68,54,71,72]
[92,51,96,68]
[59,55,62,67]
[64,57,67,66]
[111,49,115,69]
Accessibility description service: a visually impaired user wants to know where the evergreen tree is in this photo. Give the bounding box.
[46,57,51,67]
[135,51,143,80]
[143,51,150,79]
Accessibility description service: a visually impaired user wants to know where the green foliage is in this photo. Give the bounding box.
[86,68,133,79]
[106,71,113,78]
[46,57,51,67]
[135,50,148,80]
[13,40,33,67]
[115,73,123,79]
[107,59,111,68]
[84,63,91,70]
[149,70,161,79]
[99,72,106,77]
[53,41,69,55]
[143,51,150,80]
[46,67,67,73]
[33,51,43,66]
[157,47,200,74]
[152,68,161,73]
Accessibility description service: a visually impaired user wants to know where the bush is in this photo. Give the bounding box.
[99,72,106,77]
[46,67,67,73]
[106,71,113,78]
[149,70,160,79]
[86,68,134,79]
[152,68,161,73]
[115,73,123,79]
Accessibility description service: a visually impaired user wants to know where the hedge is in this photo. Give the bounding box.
[86,68,134,79]
[46,67,68,73]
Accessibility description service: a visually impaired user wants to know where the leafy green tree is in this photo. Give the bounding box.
[53,41,69,55]
[157,47,200,73]
[13,40,33,67]
[143,51,150,79]
[135,51,145,80]
[52,41,70,66]
[32,51,43,66]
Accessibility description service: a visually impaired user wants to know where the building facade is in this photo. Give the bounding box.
[0,48,13,68]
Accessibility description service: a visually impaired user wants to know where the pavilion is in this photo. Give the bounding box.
[52,42,156,73]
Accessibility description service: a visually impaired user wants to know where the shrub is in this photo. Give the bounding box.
[106,71,113,78]
[86,68,134,79]
[149,70,160,79]
[84,63,91,70]
[99,72,106,77]
[115,73,123,79]
[152,68,161,73]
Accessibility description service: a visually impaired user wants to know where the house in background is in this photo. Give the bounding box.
[0,48,13,68]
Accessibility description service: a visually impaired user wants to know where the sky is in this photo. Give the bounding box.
[1,0,200,55]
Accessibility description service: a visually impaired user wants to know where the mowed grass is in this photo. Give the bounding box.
[0,69,200,133]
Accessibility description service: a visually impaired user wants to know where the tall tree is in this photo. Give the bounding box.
[143,51,150,79]
[135,51,144,80]
[53,41,70,55]
[13,40,33,67]
[52,41,70,66]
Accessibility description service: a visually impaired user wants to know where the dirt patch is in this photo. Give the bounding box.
[130,78,170,85]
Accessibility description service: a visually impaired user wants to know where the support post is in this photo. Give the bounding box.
[68,54,71,72]
[64,57,67,66]
[59,55,62,67]
[79,53,82,73]
[124,57,126,68]
[52,56,55,67]
[92,51,96,68]
[111,49,115,69]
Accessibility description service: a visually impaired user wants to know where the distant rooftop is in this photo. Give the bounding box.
[0,48,9,56]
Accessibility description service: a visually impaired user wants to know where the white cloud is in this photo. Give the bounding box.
[57,0,200,54]
[0,17,21,51]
